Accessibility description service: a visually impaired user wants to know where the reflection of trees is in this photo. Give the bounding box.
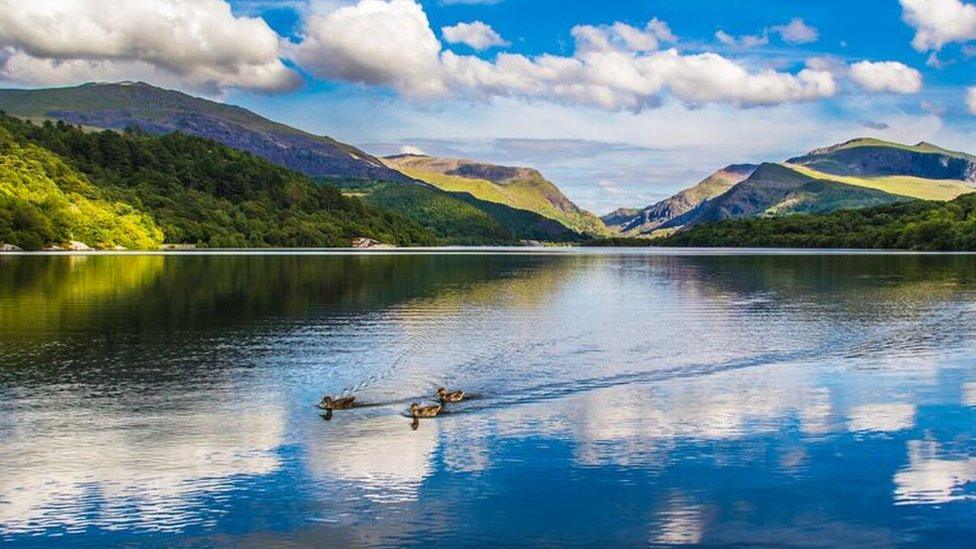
[0,255,166,337]
[646,254,976,313]
[0,254,579,382]
[0,254,568,335]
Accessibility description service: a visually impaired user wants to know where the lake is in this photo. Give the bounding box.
[2,250,976,546]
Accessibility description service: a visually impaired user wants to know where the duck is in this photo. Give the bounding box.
[317,395,356,410]
[409,402,443,418]
[436,387,467,403]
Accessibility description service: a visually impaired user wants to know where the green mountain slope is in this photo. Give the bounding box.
[0,82,415,183]
[607,138,976,237]
[786,164,973,201]
[665,163,907,229]
[335,181,582,244]
[384,154,607,236]
[604,164,756,235]
[656,193,976,251]
[0,126,162,250]
[0,114,436,249]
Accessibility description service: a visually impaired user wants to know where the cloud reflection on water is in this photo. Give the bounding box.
[0,404,284,534]
[894,440,976,506]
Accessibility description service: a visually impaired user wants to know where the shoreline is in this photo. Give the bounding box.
[4,247,976,256]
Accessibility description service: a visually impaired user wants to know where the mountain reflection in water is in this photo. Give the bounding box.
[1,251,976,545]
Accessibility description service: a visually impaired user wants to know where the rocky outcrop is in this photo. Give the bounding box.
[45,241,93,251]
[352,237,395,249]
[0,243,23,252]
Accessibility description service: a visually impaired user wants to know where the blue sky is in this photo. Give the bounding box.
[3,0,976,213]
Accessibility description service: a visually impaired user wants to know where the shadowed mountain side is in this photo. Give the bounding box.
[788,138,976,182]
[0,82,416,183]
[601,208,641,228]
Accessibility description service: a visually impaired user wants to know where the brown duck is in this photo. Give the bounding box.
[410,402,443,418]
[436,387,467,403]
[317,396,356,410]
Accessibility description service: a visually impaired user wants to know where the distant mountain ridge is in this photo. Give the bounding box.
[608,138,976,237]
[787,138,976,182]
[384,154,608,236]
[0,82,416,183]
[604,164,756,235]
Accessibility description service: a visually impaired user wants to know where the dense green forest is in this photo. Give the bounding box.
[0,125,162,250]
[0,113,436,249]
[653,193,976,250]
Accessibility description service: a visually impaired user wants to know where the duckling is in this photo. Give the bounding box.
[409,402,443,418]
[317,395,356,410]
[436,387,467,403]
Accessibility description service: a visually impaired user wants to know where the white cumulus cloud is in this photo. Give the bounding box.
[849,61,923,94]
[772,18,819,44]
[572,18,677,53]
[901,0,976,51]
[716,18,818,49]
[715,30,770,49]
[294,0,835,110]
[294,0,447,99]
[442,21,509,50]
[0,0,299,93]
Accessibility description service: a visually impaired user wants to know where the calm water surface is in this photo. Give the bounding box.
[2,250,976,546]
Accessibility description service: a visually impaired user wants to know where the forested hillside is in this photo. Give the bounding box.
[0,114,436,249]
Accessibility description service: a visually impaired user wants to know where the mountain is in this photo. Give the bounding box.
[601,207,641,228]
[665,163,907,228]
[604,164,756,235]
[656,192,976,251]
[787,138,976,181]
[335,180,582,244]
[0,113,436,250]
[608,138,976,237]
[383,154,608,236]
[0,83,594,244]
[0,82,415,183]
